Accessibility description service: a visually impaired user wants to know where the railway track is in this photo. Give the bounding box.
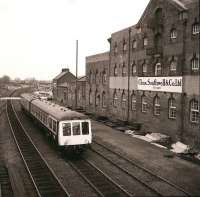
[6,100,70,197]
[0,165,13,197]
[91,140,192,197]
[68,157,132,197]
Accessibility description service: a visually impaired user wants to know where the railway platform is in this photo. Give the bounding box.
[91,119,200,196]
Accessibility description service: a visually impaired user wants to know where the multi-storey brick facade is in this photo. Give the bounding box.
[86,0,200,147]
[86,52,110,117]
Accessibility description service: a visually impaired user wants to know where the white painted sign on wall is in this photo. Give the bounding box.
[137,77,182,93]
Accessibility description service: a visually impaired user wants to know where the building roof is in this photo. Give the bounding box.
[53,71,68,81]
[78,76,86,82]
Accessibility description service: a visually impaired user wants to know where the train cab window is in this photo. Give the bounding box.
[82,122,89,135]
[63,123,71,136]
[72,122,80,136]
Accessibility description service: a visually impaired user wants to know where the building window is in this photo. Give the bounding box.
[89,90,92,105]
[131,94,136,111]
[169,98,176,119]
[132,40,137,49]
[123,40,127,52]
[191,55,199,71]
[154,96,160,116]
[89,71,92,84]
[114,64,118,76]
[113,90,118,107]
[142,63,147,75]
[132,63,136,75]
[155,63,162,76]
[102,70,107,84]
[190,99,199,123]
[102,92,106,108]
[122,63,126,76]
[114,43,118,55]
[121,91,126,109]
[170,57,177,71]
[95,92,100,107]
[170,28,177,39]
[142,95,147,113]
[143,37,148,47]
[192,23,200,35]
[95,70,99,84]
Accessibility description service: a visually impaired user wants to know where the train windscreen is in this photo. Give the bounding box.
[63,123,71,136]
[82,122,89,135]
[72,122,80,135]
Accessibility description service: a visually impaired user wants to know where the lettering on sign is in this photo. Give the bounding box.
[137,77,182,93]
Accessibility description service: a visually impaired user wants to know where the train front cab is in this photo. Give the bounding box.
[58,119,92,152]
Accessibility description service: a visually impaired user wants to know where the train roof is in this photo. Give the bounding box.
[21,93,38,102]
[22,93,88,121]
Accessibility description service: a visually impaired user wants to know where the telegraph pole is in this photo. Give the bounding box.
[75,40,78,109]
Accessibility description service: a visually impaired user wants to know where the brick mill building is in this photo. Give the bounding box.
[86,0,200,147]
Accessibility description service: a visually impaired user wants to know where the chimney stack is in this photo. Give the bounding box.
[62,68,69,72]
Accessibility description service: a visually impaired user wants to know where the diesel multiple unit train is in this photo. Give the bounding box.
[20,93,92,152]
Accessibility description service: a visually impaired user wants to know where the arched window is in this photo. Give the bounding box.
[132,63,137,75]
[141,95,147,113]
[154,96,160,115]
[89,90,92,105]
[132,40,137,49]
[192,22,199,35]
[190,99,199,123]
[155,8,163,20]
[168,98,176,119]
[114,64,118,76]
[121,91,126,109]
[123,40,127,52]
[131,93,136,111]
[191,55,199,71]
[170,57,177,71]
[113,90,118,107]
[170,28,177,39]
[142,63,147,75]
[155,63,162,76]
[89,71,92,84]
[122,62,126,76]
[114,43,118,55]
[102,91,106,108]
[102,70,107,84]
[143,37,148,47]
[95,70,99,84]
[95,91,100,107]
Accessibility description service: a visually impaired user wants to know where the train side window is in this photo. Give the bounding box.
[48,118,53,129]
[72,122,80,135]
[63,123,71,136]
[82,122,89,135]
[53,120,57,132]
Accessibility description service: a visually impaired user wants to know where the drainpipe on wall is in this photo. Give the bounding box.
[127,28,131,122]
[199,0,200,131]
[180,19,187,140]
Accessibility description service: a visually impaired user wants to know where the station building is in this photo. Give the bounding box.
[52,68,86,109]
[86,0,200,147]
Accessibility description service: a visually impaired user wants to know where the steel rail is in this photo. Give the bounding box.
[6,100,70,197]
[93,140,192,197]
[68,157,132,197]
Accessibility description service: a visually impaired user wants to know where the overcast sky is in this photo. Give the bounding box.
[0,0,149,80]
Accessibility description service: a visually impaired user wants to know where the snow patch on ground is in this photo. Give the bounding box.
[171,142,189,154]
